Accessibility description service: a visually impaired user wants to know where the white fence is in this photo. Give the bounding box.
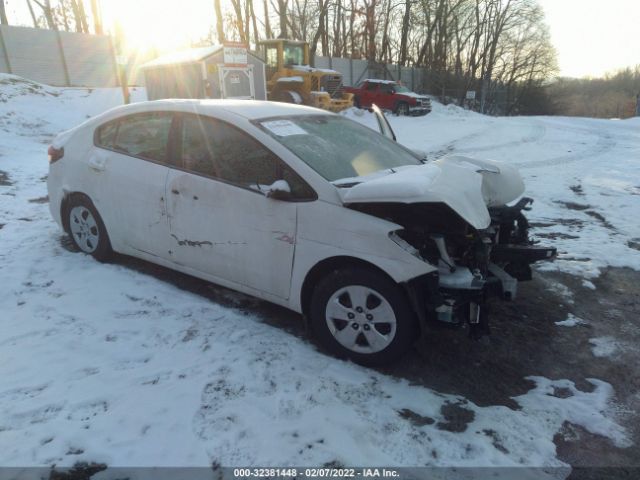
[0,25,118,87]
[0,26,429,92]
[313,56,429,92]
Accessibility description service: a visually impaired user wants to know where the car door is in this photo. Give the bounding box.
[90,112,175,257]
[165,113,314,300]
[362,81,378,107]
[378,83,396,110]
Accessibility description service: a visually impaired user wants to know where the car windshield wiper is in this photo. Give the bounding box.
[333,167,401,188]
[333,181,361,188]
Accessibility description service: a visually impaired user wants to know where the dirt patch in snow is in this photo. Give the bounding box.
[626,239,640,251]
[0,170,12,186]
[555,200,591,211]
[435,402,476,433]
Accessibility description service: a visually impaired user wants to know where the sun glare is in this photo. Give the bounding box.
[101,0,215,53]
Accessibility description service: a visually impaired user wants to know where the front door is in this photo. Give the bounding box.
[219,66,255,99]
[165,113,306,299]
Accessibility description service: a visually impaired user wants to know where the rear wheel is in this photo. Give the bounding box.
[309,268,417,366]
[354,96,361,109]
[66,195,112,262]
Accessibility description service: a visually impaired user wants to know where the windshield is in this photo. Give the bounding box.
[394,85,412,93]
[283,45,304,65]
[256,115,422,183]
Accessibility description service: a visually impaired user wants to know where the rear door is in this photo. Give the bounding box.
[90,112,175,257]
[165,114,314,299]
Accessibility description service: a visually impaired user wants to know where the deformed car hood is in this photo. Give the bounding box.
[397,92,430,101]
[339,155,525,230]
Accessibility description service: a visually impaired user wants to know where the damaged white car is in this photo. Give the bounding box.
[47,100,555,365]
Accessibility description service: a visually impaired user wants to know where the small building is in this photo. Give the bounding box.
[141,44,267,101]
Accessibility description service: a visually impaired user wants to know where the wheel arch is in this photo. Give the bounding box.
[300,256,400,318]
[394,100,409,114]
[60,191,94,233]
[60,191,104,234]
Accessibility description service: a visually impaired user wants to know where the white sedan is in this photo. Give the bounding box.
[47,100,555,365]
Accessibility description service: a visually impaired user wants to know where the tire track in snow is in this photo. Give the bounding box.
[513,122,616,170]
[428,120,546,160]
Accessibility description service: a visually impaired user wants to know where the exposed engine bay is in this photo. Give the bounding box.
[350,198,556,338]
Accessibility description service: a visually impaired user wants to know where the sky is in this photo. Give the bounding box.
[538,0,640,78]
[4,0,640,79]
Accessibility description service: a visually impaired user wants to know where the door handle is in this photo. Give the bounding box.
[88,157,106,172]
[171,189,180,195]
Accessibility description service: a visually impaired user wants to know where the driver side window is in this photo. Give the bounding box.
[180,115,315,200]
[379,84,394,94]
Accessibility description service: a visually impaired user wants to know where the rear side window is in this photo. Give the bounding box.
[365,82,378,92]
[95,121,118,149]
[112,112,173,163]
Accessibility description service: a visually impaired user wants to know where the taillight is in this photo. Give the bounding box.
[48,145,64,164]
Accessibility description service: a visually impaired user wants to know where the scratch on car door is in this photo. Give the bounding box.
[272,231,295,245]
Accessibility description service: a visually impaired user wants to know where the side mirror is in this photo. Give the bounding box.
[266,179,292,200]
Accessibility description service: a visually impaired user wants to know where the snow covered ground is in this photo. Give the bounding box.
[0,75,638,473]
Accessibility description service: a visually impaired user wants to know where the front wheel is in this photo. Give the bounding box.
[309,268,417,366]
[395,102,409,116]
[66,195,112,262]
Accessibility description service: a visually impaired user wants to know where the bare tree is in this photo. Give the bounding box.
[27,0,41,27]
[90,0,102,34]
[1,1,9,25]
[214,0,225,42]
[230,0,247,42]
[276,0,288,38]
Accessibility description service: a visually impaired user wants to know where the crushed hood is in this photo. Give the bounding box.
[339,156,525,230]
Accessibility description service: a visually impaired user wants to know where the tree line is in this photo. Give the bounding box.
[0,0,559,114]
[1,0,102,34]
[547,66,640,119]
[207,0,557,114]
[4,0,637,117]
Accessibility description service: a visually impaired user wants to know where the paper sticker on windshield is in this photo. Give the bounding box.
[261,120,308,137]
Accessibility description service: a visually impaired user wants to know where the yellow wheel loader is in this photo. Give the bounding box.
[258,39,353,112]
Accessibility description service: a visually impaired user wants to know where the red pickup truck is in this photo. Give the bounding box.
[345,79,432,116]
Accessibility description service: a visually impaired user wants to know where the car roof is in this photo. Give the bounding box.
[363,79,397,84]
[106,99,330,121]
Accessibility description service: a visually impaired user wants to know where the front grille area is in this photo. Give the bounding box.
[321,75,344,97]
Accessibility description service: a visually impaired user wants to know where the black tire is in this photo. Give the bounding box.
[275,90,301,104]
[395,102,409,116]
[309,267,417,366]
[65,194,112,262]
[354,96,361,109]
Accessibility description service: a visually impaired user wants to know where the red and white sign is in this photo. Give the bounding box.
[223,42,248,66]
